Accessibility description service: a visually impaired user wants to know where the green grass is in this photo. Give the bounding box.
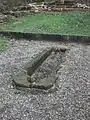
[0,11,90,36]
[0,37,10,51]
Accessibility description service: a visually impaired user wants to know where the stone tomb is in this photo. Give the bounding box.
[13,47,67,90]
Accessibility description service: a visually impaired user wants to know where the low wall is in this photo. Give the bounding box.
[0,31,90,44]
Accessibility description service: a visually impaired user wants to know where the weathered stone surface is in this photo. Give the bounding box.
[13,71,31,88]
[12,48,66,90]
[13,48,53,89]
[31,76,56,90]
[13,72,56,90]
[24,48,53,76]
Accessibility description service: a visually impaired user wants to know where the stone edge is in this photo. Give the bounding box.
[0,31,90,43]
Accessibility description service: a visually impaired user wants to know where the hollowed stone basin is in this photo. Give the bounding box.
[13,47,67,90]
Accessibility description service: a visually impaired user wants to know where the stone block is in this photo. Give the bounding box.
[24,48,53,76]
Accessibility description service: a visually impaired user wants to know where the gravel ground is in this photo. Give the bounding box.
[0,39,90,120]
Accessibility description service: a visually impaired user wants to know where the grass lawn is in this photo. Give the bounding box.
[0,37,10,51]
[0,11,90,36]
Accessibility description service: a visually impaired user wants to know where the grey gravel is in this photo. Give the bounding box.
[0,39,90,120]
